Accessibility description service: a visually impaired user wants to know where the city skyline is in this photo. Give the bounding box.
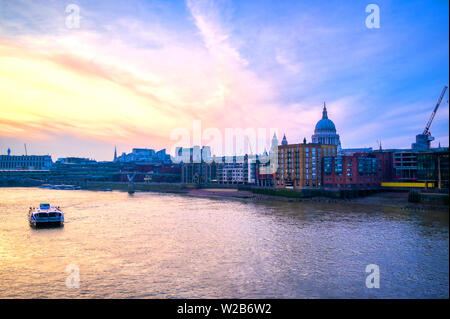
[1,0,449,161]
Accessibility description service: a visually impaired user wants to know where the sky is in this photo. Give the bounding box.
[0,0,448,161]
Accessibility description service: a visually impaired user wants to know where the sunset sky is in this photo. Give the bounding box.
[0,0,449,161]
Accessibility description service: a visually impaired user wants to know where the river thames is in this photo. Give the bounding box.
[0,187,448,298]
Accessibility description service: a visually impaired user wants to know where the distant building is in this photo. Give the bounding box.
[51,157,122,182]
[251,155,275,187]
[55,157,95,165]
[181,161,217,184]
[0,154,52,170]
[216,155,249,184]
[174,146,211,164]
[116,148,170,164]
[281,134,288,146]
[181,154,255,185]
[411,133,431,151]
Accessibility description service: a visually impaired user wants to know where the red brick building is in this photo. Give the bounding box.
[374,150,394,182]
[322,153,380,189]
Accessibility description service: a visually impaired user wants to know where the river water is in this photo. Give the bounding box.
[0,187,448,298]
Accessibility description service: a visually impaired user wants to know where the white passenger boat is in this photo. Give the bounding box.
[29,203,64,227]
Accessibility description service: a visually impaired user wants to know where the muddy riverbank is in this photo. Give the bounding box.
[185,188,449,211]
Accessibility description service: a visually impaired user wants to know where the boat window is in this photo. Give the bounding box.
[37,213,49,217]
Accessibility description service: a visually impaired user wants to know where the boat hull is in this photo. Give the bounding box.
[30,220,64,228]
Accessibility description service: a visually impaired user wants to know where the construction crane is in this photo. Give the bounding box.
[423,85,448,137]
[412,85,448,150]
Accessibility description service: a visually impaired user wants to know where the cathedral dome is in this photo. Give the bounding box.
[311,103,341,146]
[314,104,336,133]
[315,118,336,132]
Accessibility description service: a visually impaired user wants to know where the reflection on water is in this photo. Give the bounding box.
[0,187,448,298]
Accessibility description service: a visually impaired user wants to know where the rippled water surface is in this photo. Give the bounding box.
[0,187,448,298]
